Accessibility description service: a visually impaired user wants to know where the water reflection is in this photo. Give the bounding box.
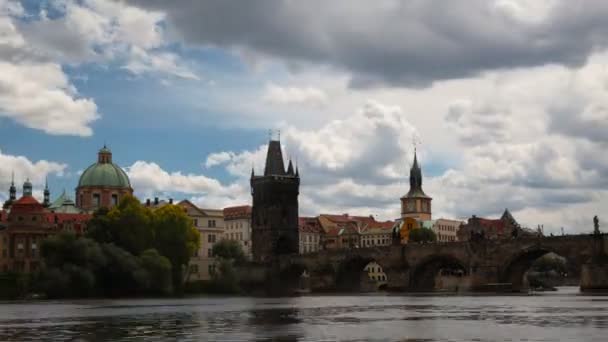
[249,301,303,341]
[0,288,607,341]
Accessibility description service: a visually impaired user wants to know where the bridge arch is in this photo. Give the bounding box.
[409,254,468,291]
[335,255,390,292]
[500,246,559,291]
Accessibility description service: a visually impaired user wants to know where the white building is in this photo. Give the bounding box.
[178,200,224,281]
[223,205,252,259]
[432,218,463,242]
[299,217,322,254]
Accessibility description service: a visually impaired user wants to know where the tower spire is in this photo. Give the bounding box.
[43,176,50,207]
[264,140,286,176]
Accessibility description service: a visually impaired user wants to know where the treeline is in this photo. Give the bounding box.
[32,195,200,298]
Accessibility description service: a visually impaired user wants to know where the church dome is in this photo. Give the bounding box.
[77,146,131,188]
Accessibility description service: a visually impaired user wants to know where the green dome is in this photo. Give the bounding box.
[78,162,131,188]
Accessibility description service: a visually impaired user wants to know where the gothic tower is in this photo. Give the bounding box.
[251,139,300,262]
[400,150,432,221]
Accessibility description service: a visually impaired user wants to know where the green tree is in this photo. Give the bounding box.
[37,232,106,298]
[137,249,173,295]
[152,204,200,294]
[409,227,437,243]
[208,258,240,294]
[212,239,247,264]
[87,195,154,255]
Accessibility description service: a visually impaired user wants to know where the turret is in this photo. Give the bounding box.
[98,144,112,164]
[9,171,16,201]
[23,178,33,197]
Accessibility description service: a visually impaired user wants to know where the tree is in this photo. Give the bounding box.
[212,239,247,264]
[87,195,154,256]
[408,228,437,243]
[137,249,173,295]
[152,204,200,294]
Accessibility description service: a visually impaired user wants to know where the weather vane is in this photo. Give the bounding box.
[412,135,421,152]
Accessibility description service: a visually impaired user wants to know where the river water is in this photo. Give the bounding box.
[0,287,607,341]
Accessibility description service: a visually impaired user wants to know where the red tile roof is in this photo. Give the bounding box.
[223,205,252,220]
[298,217,323,234]
[9,196,45,213]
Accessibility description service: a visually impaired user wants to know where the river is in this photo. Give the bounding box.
[0,287,606,341]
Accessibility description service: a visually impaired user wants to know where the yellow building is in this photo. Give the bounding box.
[178,200,224,282]
[364,261,387,289]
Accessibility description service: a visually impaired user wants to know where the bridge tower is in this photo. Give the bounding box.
[251,139,300,262]
[400,149,432,221]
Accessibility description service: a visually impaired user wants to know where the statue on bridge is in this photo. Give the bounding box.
[594,215,600,235]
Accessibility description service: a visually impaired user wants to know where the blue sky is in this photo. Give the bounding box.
[1,0,608,233]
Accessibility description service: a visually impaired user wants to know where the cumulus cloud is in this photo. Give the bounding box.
[0,61,98,136]
[127,161,248,208]
[127,0,608,87]
[263,84,327,107]
[0,0,198,136]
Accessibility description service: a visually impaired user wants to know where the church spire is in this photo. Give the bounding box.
[405,149,428,198]
[287,159,294,175]
[43,177,50,207]
[264,140,286,176]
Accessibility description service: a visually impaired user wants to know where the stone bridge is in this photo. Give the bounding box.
[243,234,608,294]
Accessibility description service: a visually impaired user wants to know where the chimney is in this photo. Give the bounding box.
[154,197,159,205]
[146,199,151,206]
[169,198,173,204]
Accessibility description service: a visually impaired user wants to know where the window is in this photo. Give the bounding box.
[208,234,216,243]
[208,264,216,274]
[190,264,199,273]
[208,249,212,257]
[93,194,101,207]
[209,220,216,228]
[193,250,198,257]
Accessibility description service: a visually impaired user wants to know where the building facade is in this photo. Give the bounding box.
[76,146,133,211]
[359,219,394,248]
[432,218,463,242]
[223,205,252,259]
[178,200,225,281]
[251,140,300,262]
[400,150,432,221]
[457,209,529,242]
[1,180,90,273]
[298,217,322,254]
[364,261,388,288]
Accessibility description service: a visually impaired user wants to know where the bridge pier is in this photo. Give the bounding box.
[580,262,608,291]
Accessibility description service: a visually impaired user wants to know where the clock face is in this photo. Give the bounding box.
[407,201,415,211]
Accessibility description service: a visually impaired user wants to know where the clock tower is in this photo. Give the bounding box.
[400,149,432,221]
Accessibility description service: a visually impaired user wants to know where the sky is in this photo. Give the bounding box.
[1,0,607,234]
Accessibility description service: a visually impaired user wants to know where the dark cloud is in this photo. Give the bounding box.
[127,0,608,87]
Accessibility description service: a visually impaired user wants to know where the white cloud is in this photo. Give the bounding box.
[123,47,199,80]
[263,83,328,107]
[127,161,248,208]
[0,61,99,136]
[205,151,235,168]
[0,0,200,136]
